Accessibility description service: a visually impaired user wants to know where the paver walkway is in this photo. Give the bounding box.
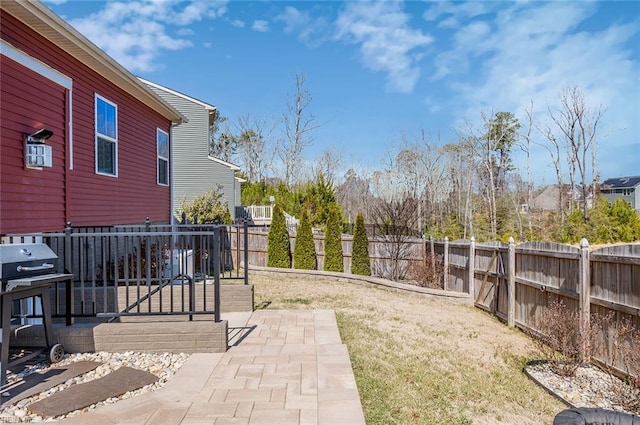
[56,310,366,424]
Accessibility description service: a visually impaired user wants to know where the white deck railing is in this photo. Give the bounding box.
[236,206,299,231]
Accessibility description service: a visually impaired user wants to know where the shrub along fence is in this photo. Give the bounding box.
[429,237,640,375]
[229,226,425,278]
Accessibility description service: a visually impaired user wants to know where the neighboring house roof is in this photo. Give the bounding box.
[1,0,185,124]
[531,185,562,211]
[139,77,241,172]
[138,77,214,113]
[531,184,590,211]
[208,156,241,171]
[601,176,640,189]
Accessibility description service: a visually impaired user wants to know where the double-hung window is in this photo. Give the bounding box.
[157,129,169,186]
[95,95,117,176]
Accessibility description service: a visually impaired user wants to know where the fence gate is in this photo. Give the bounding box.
[474,244,509,320]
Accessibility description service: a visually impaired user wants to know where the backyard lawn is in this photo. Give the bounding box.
[250,270,566,425]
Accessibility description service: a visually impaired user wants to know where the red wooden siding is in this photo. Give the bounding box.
[1,12,172,233]
[0,55,67,234]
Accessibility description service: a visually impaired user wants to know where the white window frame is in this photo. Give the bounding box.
[157,128,169,186]
[95,94,118,177]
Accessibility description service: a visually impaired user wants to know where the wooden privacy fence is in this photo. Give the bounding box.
[228,227,424,279]
[430,237,640,372]
[228,226,637,373]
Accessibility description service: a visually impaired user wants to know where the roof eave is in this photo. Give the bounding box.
[207,156,241,171]
[139,77,216,111]
[1,0,185,124]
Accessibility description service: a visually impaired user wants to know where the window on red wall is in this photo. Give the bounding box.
[95,95,118,176]
[157,128,169,185]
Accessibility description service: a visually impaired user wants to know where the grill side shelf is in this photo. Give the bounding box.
[4,274,74,293]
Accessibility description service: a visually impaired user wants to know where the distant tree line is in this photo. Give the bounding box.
[206,75,637,246]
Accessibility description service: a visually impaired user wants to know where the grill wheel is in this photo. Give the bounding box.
[49,344,64,363]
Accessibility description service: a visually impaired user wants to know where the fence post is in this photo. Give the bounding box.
[468,237,475,298]
[429,236,435,265]
[64,222,73,326]
[507,237,516,328]
[579,238,590,361]
[243,219,249,285]
[443,237,449,291]
[213,228,221,323]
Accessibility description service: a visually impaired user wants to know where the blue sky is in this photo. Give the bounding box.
[45,0,639,187]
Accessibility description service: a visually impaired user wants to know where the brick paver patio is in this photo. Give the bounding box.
[57,310,366,425]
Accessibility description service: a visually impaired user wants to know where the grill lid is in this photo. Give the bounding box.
[0,243,59,280]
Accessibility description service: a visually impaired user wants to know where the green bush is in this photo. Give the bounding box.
[352,212,371,276]
[267,204,291,268]
[293,209,317,270]
[240,175,336,228]
[324,203,344,272]
[609,198,640,242]
[176,186,231,224]
[555,198,640,244]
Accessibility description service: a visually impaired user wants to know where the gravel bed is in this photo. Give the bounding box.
[525,361,639,416]
[0,351,188,423]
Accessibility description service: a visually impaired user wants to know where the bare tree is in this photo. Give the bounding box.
[538,122,566,220]
[238,115,275,182]
[372,195,420,281]
[547,86,604,220]
[209,109,231,160]
[443,140,475,239]
[335,168,374,224]
[222,115,275,183]
[520,101,535,238]
[279,73,320,188]
[313,147,344,186]
[394,130,448,233]
[456,112,519,239]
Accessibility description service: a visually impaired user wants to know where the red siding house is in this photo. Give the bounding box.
[0,0,184,235]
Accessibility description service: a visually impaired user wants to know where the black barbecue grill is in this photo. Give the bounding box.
[0,243,72,389]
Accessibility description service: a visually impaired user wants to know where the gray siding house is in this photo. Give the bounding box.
[600,176,640,213]
[140,78,242,221]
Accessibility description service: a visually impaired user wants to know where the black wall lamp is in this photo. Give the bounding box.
[24,128,54,169]
[26,128,54,144]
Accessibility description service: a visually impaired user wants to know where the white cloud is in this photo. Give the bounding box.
[275,6,330,47]
[334,1,433,93]
[173,1,227,25]
[252,20,270,32]
[423,1,494,28]
[229,19,245,28]
[432,2,640,182]
[278,6,308,32]
[67,0,228,73]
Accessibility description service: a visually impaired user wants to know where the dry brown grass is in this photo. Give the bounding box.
[250,270,566,425]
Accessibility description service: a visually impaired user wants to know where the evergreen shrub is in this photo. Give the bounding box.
[324,203,344,272]
[351,212,371,276]
[293,209,317,270]
[267,204,291,268]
